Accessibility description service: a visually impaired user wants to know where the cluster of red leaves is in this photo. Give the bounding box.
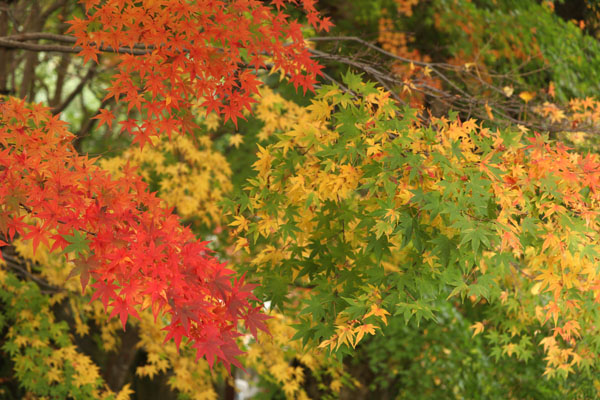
[68,0,332,148]
[0,98,268,370]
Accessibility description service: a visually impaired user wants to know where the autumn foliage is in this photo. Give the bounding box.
[69,0,331,146]
[0,0,333,372]
[0,96,265,370]
[5,0,600,398]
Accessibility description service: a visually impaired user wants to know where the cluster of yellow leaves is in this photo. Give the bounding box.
[535,102,567,124]
[539,335,584,378]
[533,96,600,154]
[0,259,127,400]
[243,89,390,264]
[246,311,351,399]
[488,131,600,376]
[14,236,124,352]
[240,84,481,312]
[242,82,600,379]
[134,306,351,399]
[318,304,389,351]
[101,131,231,225]
[254,87,310,142]
[135,311,217,400]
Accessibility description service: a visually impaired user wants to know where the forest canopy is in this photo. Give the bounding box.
[2,0,600,399]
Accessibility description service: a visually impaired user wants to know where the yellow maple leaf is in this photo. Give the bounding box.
[306,99,333,120]
[519,91,536,103]
[423,66,432,77]
[228,215,249,232]
[46,367,62,383]
[548,81,555,98]
[116,384,134,400]
[384,208,400,223]
[318,337,336,351]
[234,237,249,253]
[469,321,485,337]
[252,144,273,177]
[530,281,543,295]
[363,304,390,325]
[229,133,244,148]
[13,335,28,347]
[353,323,379,346]
[484,102,494,120]
[330,379,342,392]
[335,324,355,350]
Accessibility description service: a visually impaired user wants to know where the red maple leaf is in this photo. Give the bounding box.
[22,223,50,254]
[92,108,115,129]
[244,306,271,338]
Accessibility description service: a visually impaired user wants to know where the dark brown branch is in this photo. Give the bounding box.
[52,62,98,115]
[3,32,152,50]
[0,31,591,137]
[1,251,64,294]
[308,36,433,67]
[51,52,71,107]
[0,37,151,55]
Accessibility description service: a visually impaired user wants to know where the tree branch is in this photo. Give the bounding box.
[0,37,151,55]
[52,62,98,115]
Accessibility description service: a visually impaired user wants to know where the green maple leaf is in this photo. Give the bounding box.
[61,230,90,258]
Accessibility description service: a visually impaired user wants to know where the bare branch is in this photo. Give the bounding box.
[52,62,98,115]
[0,37,151,55]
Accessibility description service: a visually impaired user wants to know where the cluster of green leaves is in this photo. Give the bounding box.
[8,0,600,398]
[352,300,597,400]
[221,69,600,397]
[0,270,112,399]
[226,72,506,347]
[433,0,600,101]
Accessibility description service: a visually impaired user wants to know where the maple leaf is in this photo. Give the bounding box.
[363,304,390,325]
[163,323,187,352]
[90,280,120,311]
[519,91,536,104]
[131,127,154,150]
[319,16,334,32]
[0,239,7,261]
[109,297,139,331]
[61,230,90,259]
[92,108,115,129]
[22,223,50,255]
[229,215,249,232]
[353,323,379,346]
[548,81,556,98]
[271,0,286,10]
[469,321,485,337]
[229,133,244,148]
[218,337,245,373]
[191,325,224,369]
[201,96,222,116]
[66,16,88,37]
[244,306,270,338]
[119,118,139,135]
[78,45,99,65]
[222,104,244,127]
[334,324,355,350]
[67,256,100,293]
